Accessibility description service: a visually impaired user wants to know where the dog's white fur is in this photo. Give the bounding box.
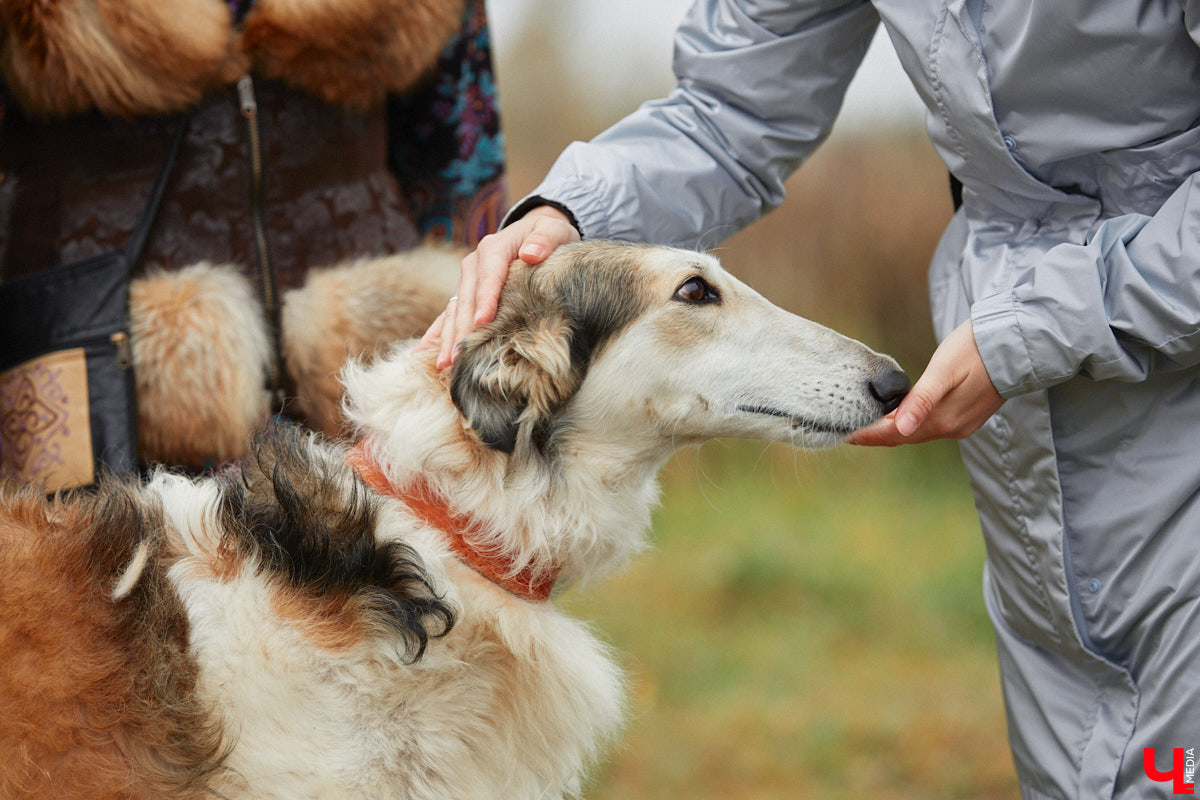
[204,242,900,797]
[0,241,905,799]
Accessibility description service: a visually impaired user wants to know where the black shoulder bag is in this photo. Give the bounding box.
[0,118,189,491]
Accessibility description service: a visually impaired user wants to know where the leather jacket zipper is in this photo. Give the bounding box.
[237,74,284,409]
[110,331,132,370]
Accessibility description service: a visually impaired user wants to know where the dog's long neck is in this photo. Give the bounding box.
[342,349,665,590]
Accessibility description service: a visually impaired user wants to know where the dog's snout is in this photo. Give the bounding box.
[868,368,911,414]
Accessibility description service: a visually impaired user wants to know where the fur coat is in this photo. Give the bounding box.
[0,0,502,482]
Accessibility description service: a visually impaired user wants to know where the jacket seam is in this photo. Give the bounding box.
[927,2,971,167]
[995,412,1061,643]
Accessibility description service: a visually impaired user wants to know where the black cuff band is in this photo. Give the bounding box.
[504,196,584,239]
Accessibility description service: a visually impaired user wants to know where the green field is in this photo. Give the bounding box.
[559,440,1020,799]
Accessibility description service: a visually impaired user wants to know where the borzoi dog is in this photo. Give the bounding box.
[0,241,909,799]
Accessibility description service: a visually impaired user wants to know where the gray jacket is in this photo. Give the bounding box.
[519,2,1200,798]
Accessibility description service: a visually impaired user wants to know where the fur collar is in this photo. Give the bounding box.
[0,0,466,117]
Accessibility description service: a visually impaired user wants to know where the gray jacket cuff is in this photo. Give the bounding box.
[971,290,1049,399]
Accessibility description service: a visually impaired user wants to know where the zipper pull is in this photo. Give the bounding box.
[237,75,257,118]
[111,331,132,370]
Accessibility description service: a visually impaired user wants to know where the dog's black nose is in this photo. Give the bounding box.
[869,368,911,414]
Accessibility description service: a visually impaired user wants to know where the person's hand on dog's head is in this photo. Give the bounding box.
[417,205,580,369]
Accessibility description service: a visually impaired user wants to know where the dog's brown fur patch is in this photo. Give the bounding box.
[218,425,457,659]
[650,297,722,349]
[0,424,457,795]
[270,587,371,651]
[0,481,226,798]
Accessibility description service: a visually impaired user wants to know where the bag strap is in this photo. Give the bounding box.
[123,116,191,272]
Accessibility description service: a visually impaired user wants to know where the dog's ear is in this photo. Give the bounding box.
[450,305,578,454]
[450,244,652,454]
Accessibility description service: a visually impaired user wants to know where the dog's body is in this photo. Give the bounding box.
[0,241,908,798]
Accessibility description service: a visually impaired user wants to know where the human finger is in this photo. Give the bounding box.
[515,209,579,265]
[420,248,477,360]
[436,295,460,369]
[471,236,517,330]
[845,412,903,447]
[450,264,479,361]
[414,308,448,353]
[892,373,947,437]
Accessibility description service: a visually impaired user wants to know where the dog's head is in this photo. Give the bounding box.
[450,241,908,459]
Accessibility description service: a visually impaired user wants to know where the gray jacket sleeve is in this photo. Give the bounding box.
[972,170,1200,395]
[509,0,879,247]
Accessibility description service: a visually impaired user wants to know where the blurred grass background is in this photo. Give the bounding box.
[489,3,1019,796]
[560,443,1015,799]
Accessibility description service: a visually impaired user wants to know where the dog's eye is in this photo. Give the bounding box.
[673,277,720,305]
